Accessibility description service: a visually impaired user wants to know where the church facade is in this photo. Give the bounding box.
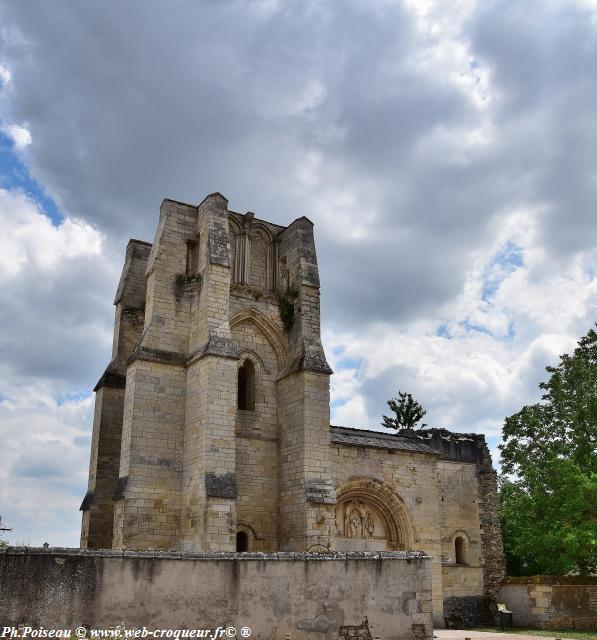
[80,192,505,625]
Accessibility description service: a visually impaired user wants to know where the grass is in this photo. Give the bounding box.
[472,627,597,640]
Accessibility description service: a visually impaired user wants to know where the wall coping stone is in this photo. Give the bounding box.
[1,547,430,562]
[505,575,597,585]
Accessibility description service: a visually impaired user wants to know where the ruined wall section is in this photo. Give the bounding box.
[477,440,506,612]
[81,240,151,549]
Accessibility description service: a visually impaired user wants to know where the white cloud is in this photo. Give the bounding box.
[0,189,115,392]
[333,396,371,429]
[0,63,11,85]
[0,381,92,547]
[0,190,116,545]
[326,223,597,436]
[3,123,31,148]
[0,188,103,280]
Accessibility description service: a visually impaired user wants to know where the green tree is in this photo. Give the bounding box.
[499,326,597,576]
[382,390,427,430]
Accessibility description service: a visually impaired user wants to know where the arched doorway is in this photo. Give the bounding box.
[236,530,249,552]
[334,478,415,551]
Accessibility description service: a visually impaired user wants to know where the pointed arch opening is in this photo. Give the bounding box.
[230,308,287,372]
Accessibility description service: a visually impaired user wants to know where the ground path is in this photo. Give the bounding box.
[434,631,584,640]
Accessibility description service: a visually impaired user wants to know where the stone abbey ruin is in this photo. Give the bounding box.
[80,192,505,627]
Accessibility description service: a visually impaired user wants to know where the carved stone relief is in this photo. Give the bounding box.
[335,499,386,541]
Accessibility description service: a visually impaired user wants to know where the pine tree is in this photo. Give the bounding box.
[382,391,427,430]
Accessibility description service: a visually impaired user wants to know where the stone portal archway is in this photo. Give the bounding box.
[334,478,415,551]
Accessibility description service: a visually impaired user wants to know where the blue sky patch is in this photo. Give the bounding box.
[0,131,63,225]
[436,323,451,338]
[459,319,493,337]
[56,390,92,406]
[336,356,363,371]
[481,240,524,303]
[331,398,349,410]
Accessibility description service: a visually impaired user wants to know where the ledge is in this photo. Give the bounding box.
[1,547,430,562]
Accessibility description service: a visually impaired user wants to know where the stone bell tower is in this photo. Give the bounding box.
[81,193,335,552]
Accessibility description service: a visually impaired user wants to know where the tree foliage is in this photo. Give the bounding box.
[382,391,427,430]
[499,326,597,576]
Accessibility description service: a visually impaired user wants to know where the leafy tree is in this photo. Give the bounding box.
[382,391,427,430]
[499,326,597,576]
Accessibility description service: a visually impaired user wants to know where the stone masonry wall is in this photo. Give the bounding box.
[81,240,150,549]
[400,429,505,623]
[0,548,433,639]
[113,360,186,550]
[232,317,280,550]
[181,194,238,552]
[500,578,597,630]
[438,460,484,609]
[477,446,506,613]
[330,444,445,625]
[80,386,125,549]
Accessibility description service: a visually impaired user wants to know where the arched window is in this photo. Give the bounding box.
[236,531,249,552]
[455,536,466,564]
[237,359,255,411]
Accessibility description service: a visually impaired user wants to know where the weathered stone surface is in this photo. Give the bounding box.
[79,490,94,511]
[305,479,336,504]
[205,472,238,499]
[112,476,127,500]
[500,577,597,630]
[93,363,126,391]
[443,596,492,628]
[0,548,433,638]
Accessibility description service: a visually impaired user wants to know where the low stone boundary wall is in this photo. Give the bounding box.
[499,576,597,630]
[0,548,432,639]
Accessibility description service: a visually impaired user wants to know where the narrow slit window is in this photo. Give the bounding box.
[455,536,466,564]
[186,239,199,275]
[237,359,255,411]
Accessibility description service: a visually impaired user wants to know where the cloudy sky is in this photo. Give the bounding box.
[1,0,596,547]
